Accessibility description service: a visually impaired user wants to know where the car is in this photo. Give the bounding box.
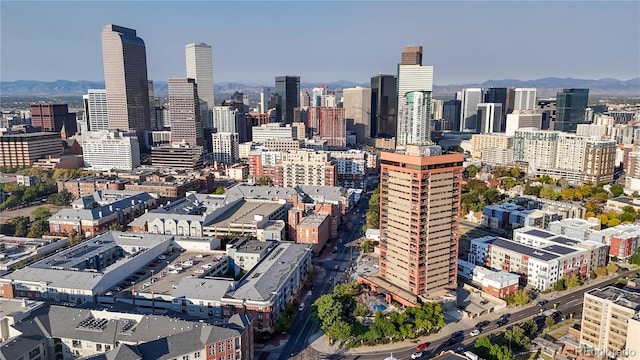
[469,329,481,337]
[135,271,145,276]
[500,313,511,321]
[538,300,549,306]
[480,300,489,305]
[451,330,464,338]
[476,320,490,328]
[411,352,423,359]
[334,265,339,270]
[456,347,465,354]
[105,291,114,296]
[415,343,429,351]
[496,319,508,327]
[310,284,316,290]
[298,303,305,311]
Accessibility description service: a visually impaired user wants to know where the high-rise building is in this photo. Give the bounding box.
[300,91,310,107]
[311,87,327,107]
[101,24,151,139]
[0,132,63,167]
[431,99,444,120]
[555,88,590,133]
[148,80,156,131]
[459,88,485,132]
[505,111,543,136]
[168,78,205,147]
[30,103,77,136]
[378,145,463,300]
[274,150,336,187]
[443,100,462,132]
[307,107,346,147]
[401,45,423,65]
[211,132,239,164]
[82,130,141,170]
[213,106,239,133]
[185,43,215,129]
[275,76,300,124]
[513,88,537,111]
[84,89,109,131]
[476,103,503,134]
[484,87,514,130]
[371,75,398,138]
[342,87,372,143]
[397,46,434,148]
[470,134,513,160]
[396,91,432,146]
[537,99,557,130]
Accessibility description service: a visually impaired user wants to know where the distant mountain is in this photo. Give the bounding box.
[1,77,638,98]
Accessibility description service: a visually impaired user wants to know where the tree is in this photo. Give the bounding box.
[360,239,374,253]
[566,274,581,288]
[254,176,273,186]
[448,145,464,153]
[464,165,479,178]
[313,294,344,331]
[109,223,127,231]
[27,220,48,238]
[522,319,539,338]
[31,207,52,221]
[12,216,29,237]
[503,177,516,189]
[325,320,352,344]
[610,184,624,198]
[213,186,226,195]
[553,277,566,291]
[48,189,73,206]
[365,186,380,230]
[545,316,555,328]
[0,195,19,210]
[629,249,640,265]
[504,325,529,349]
[22,187,38,203]
[539,186,560,201]
[354,303,367,317]
[524,185,541,197]
[505,290,530,306]
[594,266,608,277]
[606,263,619,274]
[510,167,522,179]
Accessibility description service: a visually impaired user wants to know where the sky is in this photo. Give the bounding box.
[1,1,639,86]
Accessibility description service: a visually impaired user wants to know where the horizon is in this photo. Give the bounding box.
[1,1,639,85]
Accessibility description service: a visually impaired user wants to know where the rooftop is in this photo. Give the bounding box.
[299,213,329,227]
[522,228,556,239]
[588,286,640,310]
[224,242,312,302]
[205,200,284,229]
[490,238,561,262]
[598,224,640,238]
[541,243,580,256]
[227,239,276,255]
[550,218,601,230]
[50,191,154,223]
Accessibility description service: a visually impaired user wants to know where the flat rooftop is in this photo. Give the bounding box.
[299,213,328,227]
[599,224,640,238]
[227,239,276,255]
[550,218,600,230]
[206,200,284,228]
[224,243,311,302]
[588,286,640,310]
[491,238,560,262]
[522,228,556,239]
[541,243,580,256]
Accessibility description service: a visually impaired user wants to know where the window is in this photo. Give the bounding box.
[228,341,233,349]
[96,344,102,351]
[194,352,201,358]
[182,356,189,360]
[105,345,111,351]
[219,344,224,352]
[209,346,215,355]
[228,355,234,360]
[71,340,81,348]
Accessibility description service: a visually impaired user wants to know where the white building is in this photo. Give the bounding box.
[397,90,431,147]
[212,106,238,133]
[477,103,503,134]
[343,86,372,144]
[211,132,239,164]
[505,111,543,136]
[513,88,537,111]
[252,123,296,142]
[185,43,215,129]
[85,89,109,131]
[82,130,140,170]
[460,88,484,132]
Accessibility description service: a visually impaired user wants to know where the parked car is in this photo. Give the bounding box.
[480,300,489,305]
[411,352,423,359]
[470,329,481,337]
[496,319,508,327]
[476,320,490,328]
[451,330,464,338]
[298,303,305,311]
[416,343,429,351]
[537,300,549,307]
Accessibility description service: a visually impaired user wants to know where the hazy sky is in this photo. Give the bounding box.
[2,1,639,85]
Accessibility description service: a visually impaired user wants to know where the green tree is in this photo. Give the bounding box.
[504,325,529,349]
[360,239,374,253]
[108,223,127,231]
[509,167,522,179]
[566,274,581,288]
[22,187,38,203]
[31,207,52,221]
[522,319,539,338]
[254,176,273,186]
[545,316,555,328]
[610,184,624,198]
[213,186,226,195]
[12,216,29,237]
[448,145,464,153]
[354,303,367,317]
[0,195,19,210]
[553,277,566,291]
[313,294,344,331]
[539,186,560,200]
[27,220,48,238]
[365,186,380,230]
[325,320,352,344]
[524,185,541,197]
[594,266,608,277]
[464,165,479,178]
[606,263,619,274]
[48,189,73,206]
[629,249,640,265]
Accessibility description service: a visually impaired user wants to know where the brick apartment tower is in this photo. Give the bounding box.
[30,103,77,136]
[379,145,463,295]
[401,45,423,65]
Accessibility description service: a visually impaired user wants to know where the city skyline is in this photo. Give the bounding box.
[2,1,639,85]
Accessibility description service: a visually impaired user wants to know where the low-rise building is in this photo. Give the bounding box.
[296,213,330,255]
[124,178,201,200]
[57,176,130,200]
[0,235,68,275]
[457,259,519,299]
[549,219,640,260]
[227,163,249,180]
[151,144,204,170]
[0,132,63,167]
[226,239,276,276]
[48,190,157,237]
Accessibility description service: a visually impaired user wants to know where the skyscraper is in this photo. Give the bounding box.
[185,43,215,129]
[378,145,463,298]
[555,88,590,133]
[484,87,514,131]
[30,103,77,136]
[101,24,151,139]
[459,88,485,132]
[397,91,432,146]
[476,103,503,134]
[275,76,300,124]
[168,78,205,147]
[513,88,537,111]
[343,86,372,143]
[443,100,461,131]
[371,74,398,138]
[397,46,433,148]
[86,89,109,131]
[401,45,423,65]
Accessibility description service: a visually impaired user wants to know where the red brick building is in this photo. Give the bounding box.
[30,103,77,136]
[296,213,330,255]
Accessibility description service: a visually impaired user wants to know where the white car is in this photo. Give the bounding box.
[411,352,423,359]
[470,329,481,337]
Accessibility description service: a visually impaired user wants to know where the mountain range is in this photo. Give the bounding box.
[1,77,639,98]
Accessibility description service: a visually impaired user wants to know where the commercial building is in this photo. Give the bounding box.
[0,132,63,167]
[84,89,109,132]
[460,88,484,132]
[124,177,201,200]
[513,88,537,111]
[296,213,330,255]
[185,42,215,129]
[263,139,303,152]
[30,103,77,136]
[482,203,563,231]
[580,287,640,355]
[505,111,543,136]
[555,88,589,133]
[368,145,463,304]
[330,150,368,189]
[211,132,239,164]
[443,99,462,133]
[251,123,296,142]
[470,134,513,160]
[457,259,519,299]
[476,103,503,134]
[168,78,205,147]
[226,239,276,276]
[371,74,398,138]
[343,86,372,143]
[307,107,347,147]
[213,106,239,133]
[397,46,434,139]
[0,231,173,302]
[0,236,68,275]
[151,144,204,170]
[397,91,432,147]
[82,130,141,170]
[275,76,300,124]
[101,24,152,139]
[48,190,157,237]
[248,149,281,179]
[274,150,337,187]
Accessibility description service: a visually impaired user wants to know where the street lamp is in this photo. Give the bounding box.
[150,270,154,284]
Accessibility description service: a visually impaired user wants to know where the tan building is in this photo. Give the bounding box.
[362,145,463,305]
[343,86,372,144]
[263,139,303,151]
[581,287,640,356]
[470,133,513,160]
[57,176,130,200]
[0,132,63,167]
[582,140,616,184]
[274,150,336,187]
